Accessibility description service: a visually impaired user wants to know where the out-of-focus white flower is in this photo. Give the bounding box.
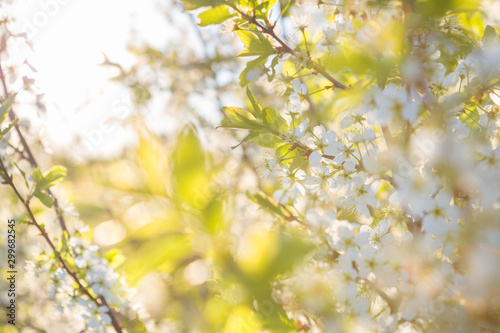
[422,191,459,236]
[247,68,264,82]
[373,83,419,125]
[489,89,500,105]
[274,165,307,195]
[273,188,299,205]
[391,169,438,215]
[219,19,236,35]
[288,78,307,113]
[83,304,111,333]
[290,120,308,140]
[360,218,394,250]
[306,209,336,229]
[311,125,344,157]
[256,156,279,179]
[291,13,309,30]
[429,63,459,92]
[456,52,480,76]
[316,14,352,53]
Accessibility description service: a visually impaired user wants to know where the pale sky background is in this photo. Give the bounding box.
[3,0,500,162]
[4,0,184,161]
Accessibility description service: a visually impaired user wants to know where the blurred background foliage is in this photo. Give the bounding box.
[0,0,499,332]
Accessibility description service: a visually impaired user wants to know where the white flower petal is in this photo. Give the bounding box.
[489,89,500,105]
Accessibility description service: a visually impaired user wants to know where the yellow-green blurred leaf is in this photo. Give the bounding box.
[173,128,210,208]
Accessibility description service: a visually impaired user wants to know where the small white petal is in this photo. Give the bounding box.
[489,89,500,105]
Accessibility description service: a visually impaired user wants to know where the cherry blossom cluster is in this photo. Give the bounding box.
[219,0,500,331]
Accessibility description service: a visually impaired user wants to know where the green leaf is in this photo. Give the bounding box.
[257,133,282,148]
[14,163,30,190]
[231,131,260,149]
[275,143,292,158]
[246,87,262,118]
[248,192,287,219]
[0,118,18,139]
[179,0,225,10]
[268,56,279,82]
[219,107,265,130]
[198,6,235,26]
[269,231,313,277]
[33,168,43,185]
[33,190,54,208]
[36,166,67,191]
[266,0,278,11]
[261,107,288,132]
[173,128,210,208]
[0,94,15,125]
[237,30,275,57]
[202,194,226,234]
[239,55,268,87]
[279,0,291,19]
[483,25,497,44]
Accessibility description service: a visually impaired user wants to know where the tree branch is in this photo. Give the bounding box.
[0,157,123,333]
[0,60,69,234]
[238,11,349,90]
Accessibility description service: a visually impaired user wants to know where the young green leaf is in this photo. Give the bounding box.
[14,163,30,190]
[246,87,263,118]
[38,166,67,191]
[257,133,282,148]
[237,30,275,57]
[33,168,43,185]
[231,131,260,149]
[198,6,235,26]
[33,190,54,208]
[0,94,15,125]
[0,118,18,139]
[248,191,287,219]
[179,0,225,10]
[239,55,268,86]
[261,107,288,132]
[219,107,265,130]
[483,25,497,44]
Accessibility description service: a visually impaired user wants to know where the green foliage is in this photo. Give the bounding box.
[3,0,499,331]
[173,128,210,208]
[198,6,235,26]
[220,101,290,151]
[179,0,229,11]
[33,166,67,191]
[202,194,226,234]
[237,30,275,57]
[220,106,265,130]
[0,118,18,139]
[248,191,289,219]
[0,94,15,124]
[236,30,278,86]
[31,166,67,208]
[246,87,263,117]
[239,54,268,86]
[412,0,482,19]
[483,25,498,44]
[261,107,288,132]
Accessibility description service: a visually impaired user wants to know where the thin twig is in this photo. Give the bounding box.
[237,10,349,90]
[0,60,69,234]
[0,158,123,333]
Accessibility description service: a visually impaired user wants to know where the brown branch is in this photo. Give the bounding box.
[0,158,123,333]
[0,60,69,234]
[238,10,349,90]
